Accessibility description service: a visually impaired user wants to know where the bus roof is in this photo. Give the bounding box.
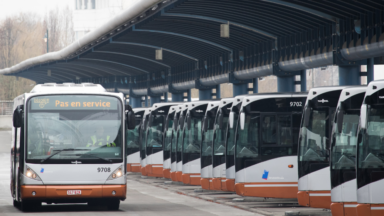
[30,83,106,93]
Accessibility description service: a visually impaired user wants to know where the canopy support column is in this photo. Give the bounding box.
[150,96,161,106]
[233,83,248,96]
[277,76,295,92]
[130,96,142,108]
[367,58,374,83]
[199,89,212,100]
[339,66,361,85]
[172,93,184,102]
[253,78,258,93]
[300,70,307,92]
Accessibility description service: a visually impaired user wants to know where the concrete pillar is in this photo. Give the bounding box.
[164,93,168,102]
[339,66,361,85]
[233,83,248,96]
[199,89,212,100]
[172,93,184,102]
[130,96,142,108]
[277,76,295,92]
[144,96,148,107]
[367,58,374,84]
[253,78,258,93]
[300,70,307,92]
[187,89,191,102]
[150,96,161,106]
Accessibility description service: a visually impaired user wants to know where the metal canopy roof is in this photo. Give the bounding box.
[0,0,383,95]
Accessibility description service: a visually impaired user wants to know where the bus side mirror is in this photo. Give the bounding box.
[148,114,153,127]
[202,116,208,132]
[179,115,184,129]
[229,111,234,129]
[173,117,178,131]
[360,104,367,129]
[304,106,311,127]
[13,105,24,128]
[336,108,344,133]
[240,112,245,130]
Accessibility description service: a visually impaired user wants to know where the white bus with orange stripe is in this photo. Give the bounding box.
[182,101,210,185]
[224,95,245,192]
[145,102,179,178]
[140,109,151,176]
[170,105,183,181]
[200,100,220,190]
[126,107,147,173]
[356,80,384,216]
[163,105,180,179]
[211,98,234,191]
[298,86,347,209]
[329,86,366,216]
[10,83,136,211]
[235,93,307,198]
[176,103,189,182]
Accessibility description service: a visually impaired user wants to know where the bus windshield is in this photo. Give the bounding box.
[236,113,259,158]
[299,108,329,162]
[26,95,123,163]
[214,114,228,156]
[164,117,174,151]
[331,111,359,170]
[126,117,141,155]
[183,116,203,154]
[177,123,184,154]
[358,106,384,169]
[140,115,148,152]
[146,115,164,148]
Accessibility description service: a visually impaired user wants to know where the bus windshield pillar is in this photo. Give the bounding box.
[339,65,361,85]
[277,76,295,92]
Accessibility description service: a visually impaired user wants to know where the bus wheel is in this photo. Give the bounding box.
[106,199,120,211]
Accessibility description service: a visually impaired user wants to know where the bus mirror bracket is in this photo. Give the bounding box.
[240,112,245,130]
[218,112,224,129]
[304,105,311,127]
[229,111,234,129]
[187,114,191,130]
[148,114,153,127]
[13,105,24,128]
[360,104,367,129]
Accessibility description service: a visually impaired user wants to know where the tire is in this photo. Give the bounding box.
[106,199,120,211]
[20,200,41,212]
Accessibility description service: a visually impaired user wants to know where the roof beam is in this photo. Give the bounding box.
[132,25,233,54]
[93,51,171,68]
[110,41,198,61]
[78,58,149,74]
[161,11,277,39]
[262,0,337,22]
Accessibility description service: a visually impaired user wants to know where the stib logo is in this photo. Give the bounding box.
[262,170,269,180]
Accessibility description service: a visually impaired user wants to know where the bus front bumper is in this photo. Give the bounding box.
[21,185,126,200]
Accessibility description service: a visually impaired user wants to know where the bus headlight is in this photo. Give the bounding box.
[25,166,42,181]
[107,166,124,180]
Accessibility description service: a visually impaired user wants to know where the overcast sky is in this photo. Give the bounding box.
[0,0,73,20]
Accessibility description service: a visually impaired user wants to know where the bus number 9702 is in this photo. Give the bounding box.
[290,102,302,107]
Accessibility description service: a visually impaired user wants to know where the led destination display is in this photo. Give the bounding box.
[30,95,118,110]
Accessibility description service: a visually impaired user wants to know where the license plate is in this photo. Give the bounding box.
[67,190,81,195]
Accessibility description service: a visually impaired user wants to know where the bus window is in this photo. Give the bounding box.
[236,114,259,158]
[262,116,277,144]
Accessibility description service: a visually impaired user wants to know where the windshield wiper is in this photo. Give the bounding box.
[81,154,112,163]
[40,148,88,163]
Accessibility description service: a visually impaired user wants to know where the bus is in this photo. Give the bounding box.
[126,108,147,172]
[176,103,189,182]
[235,93,306,198]
[200,100,220,190]
[298,86,347,209]
[182,101,209,185]
[225,95,245,192]
[356,80,384,216]
[140,109,150,176]
[170,105,183,181]
[163,105,179,179]
[211,98,234,190]
[329,86,366,216]
[145,103,179,178]
[10,83,135,211]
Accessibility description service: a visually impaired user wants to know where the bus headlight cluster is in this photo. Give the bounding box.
[108,166,124,180]
[25,166,41,181]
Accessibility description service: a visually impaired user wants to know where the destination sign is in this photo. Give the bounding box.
[30,95,118,110]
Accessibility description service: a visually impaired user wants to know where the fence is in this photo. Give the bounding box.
[0,101,13,115]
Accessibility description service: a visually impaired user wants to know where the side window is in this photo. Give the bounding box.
[262,115,277,143]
